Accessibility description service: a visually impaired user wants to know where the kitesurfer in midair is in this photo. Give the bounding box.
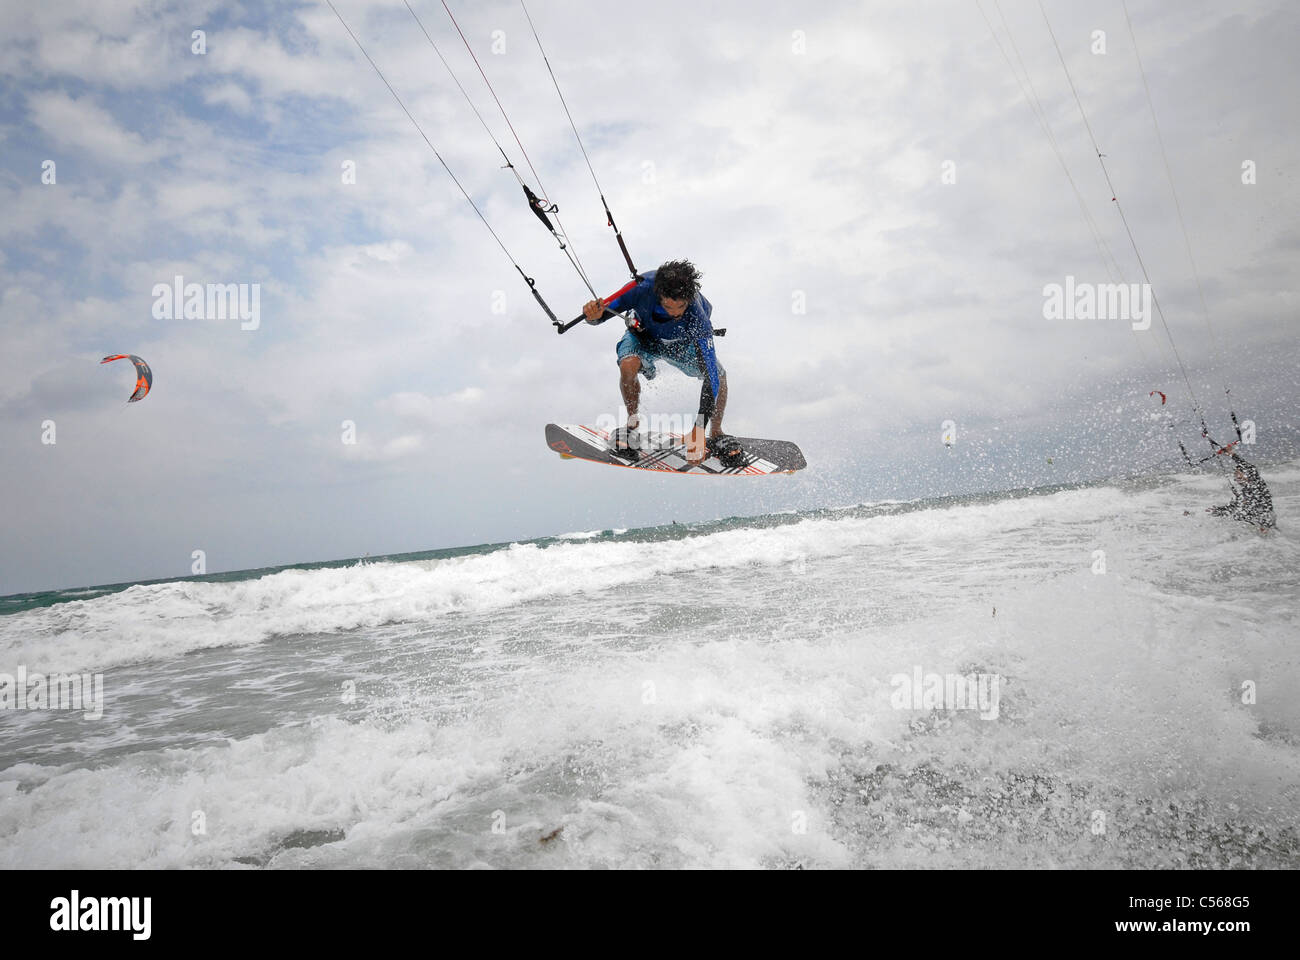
[581,260,742,466]
[1208,453,1275,532]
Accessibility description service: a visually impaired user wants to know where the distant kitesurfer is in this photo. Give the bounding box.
[582,260,743,466]
[1208,454,1275,532]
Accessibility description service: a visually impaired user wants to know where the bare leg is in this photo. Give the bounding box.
[619,356,641,422]
[709,373,728,437]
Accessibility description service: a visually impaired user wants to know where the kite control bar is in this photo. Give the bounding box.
[556,310,726,336]
[556,310,602,334]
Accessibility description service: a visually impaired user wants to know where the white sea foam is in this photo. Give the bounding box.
[4,480,1143,674]
[2,464,1297,868]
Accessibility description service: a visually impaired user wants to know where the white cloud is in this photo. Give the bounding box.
[203,82,255,115]
[1,0,1297,591]
[26,91,168,165]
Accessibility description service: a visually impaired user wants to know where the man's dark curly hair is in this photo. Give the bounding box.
[653,259,702,303]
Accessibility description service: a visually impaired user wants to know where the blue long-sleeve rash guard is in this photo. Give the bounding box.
[605,269,721,399]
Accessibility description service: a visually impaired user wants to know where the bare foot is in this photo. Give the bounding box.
[685,425,707,463]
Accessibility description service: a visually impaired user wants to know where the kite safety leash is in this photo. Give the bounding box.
[325,0,566,326]
[519,0,639,282]
[328,0,725,341]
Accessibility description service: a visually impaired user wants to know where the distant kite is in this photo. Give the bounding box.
[101,354,152,402]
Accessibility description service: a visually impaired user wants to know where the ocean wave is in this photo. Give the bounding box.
[3,482,1131,674]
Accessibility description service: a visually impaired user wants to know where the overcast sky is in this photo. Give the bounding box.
[2,0,1297,594]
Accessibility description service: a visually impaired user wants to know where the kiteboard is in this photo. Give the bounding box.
[545,423,806,476]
